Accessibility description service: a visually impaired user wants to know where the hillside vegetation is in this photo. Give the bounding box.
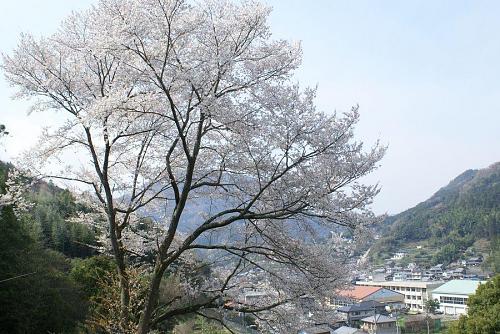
[371,162,500,270]
[0,162,97,258]
[0,162,97,333]
[0,162,231,333]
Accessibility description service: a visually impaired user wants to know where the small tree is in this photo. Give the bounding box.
[2,0,385,332]
[425,299,440,314]
[423,299,440,334]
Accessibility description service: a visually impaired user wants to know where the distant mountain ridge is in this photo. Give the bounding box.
[371,162,500,269]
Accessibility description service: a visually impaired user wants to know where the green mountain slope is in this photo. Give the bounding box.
[371,162,500,270]
[0,161,98,258]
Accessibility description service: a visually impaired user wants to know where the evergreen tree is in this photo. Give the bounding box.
[0,205,87,334]
[447,275,500,334]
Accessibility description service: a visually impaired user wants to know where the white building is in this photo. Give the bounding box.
[391,251,407,260]
[356,280,443,312]
[392,272,407,281]
[431,280,485,316]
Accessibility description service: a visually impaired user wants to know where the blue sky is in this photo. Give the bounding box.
[1,0,499,214]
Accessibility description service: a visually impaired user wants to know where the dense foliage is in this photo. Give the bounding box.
[0,205,87,333]
[2,0,385,332]
[372,163,500,268]
[0,162,98,258]
[0,161,239,333]
[447,274,500,334]
[0,162,97,333]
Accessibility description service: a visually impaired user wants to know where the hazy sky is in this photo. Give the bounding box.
[1,1,499,214]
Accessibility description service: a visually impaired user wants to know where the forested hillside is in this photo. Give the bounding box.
[0,162,98,333]
[0,162,230,333]
[0,161,97,258]
[371,162,500,270]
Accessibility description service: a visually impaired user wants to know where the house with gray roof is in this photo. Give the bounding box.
[337,300,388,327]
[297,325,334,334]
[332,326,364,334]
[360,314,397,334]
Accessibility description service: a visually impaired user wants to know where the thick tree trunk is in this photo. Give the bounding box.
[118,265,131,330]
[137,263,164,334]
[107,210,131,331]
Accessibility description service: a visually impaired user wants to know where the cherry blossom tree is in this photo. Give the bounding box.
[2,0,385,332]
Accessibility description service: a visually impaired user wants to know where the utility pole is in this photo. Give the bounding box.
[394,309,400,334]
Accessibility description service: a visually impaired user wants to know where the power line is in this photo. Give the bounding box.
[0,272,37,284]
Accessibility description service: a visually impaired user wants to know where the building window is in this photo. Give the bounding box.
[439,296,467,305]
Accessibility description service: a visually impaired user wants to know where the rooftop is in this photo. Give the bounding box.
[357,280,444,288]
[298,325,334,334]
[432,280,486,295]
[337,300,385,313]
[333,326,363,334]
[361,314,396,324]
[336,286,382,300]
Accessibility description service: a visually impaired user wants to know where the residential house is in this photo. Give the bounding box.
[428,264,444,277]
[337,300,388,327]
[392,272,407,281]
[407,271,423,281]
[360,314,397,334]
[466,256,483,266]
[422,272,440,281]
[297,325,334,334]
[391,251,407,260]
[332,326,364,334]
[451,267,466,279]
[406,264,423,281]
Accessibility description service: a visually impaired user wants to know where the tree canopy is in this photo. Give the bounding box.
[447,275,500,334]
[2,0,384,332]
